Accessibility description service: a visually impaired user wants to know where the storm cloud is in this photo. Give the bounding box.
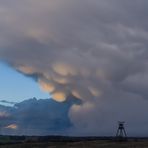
[1,0,148,136]
[0,96,81,135]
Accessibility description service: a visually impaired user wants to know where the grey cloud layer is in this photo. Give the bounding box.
[1,0,148,135]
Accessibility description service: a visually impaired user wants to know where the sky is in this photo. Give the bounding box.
[0,0,148,136]
[0,63,49,102]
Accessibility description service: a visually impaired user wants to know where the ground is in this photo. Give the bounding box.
[1,140,148,148]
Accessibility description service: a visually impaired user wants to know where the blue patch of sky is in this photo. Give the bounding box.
[0,62,49,102]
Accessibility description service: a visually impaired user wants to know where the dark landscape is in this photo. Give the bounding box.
[0,136,147,148]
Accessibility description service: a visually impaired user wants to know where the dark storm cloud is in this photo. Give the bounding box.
[0,0,148,135]
[0,96,81,135]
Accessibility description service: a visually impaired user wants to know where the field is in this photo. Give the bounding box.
[0,136,148,148]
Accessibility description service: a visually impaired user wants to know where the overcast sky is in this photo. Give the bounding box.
[1,0,148,136]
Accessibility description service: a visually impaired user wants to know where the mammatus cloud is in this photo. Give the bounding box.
[1,0,148,135]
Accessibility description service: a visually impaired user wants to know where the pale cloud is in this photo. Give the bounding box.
[5,124,18,130]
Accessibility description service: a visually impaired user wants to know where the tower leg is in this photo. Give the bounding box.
[116,122,127,141]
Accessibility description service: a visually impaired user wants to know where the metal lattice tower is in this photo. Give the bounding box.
[116,121,127,140]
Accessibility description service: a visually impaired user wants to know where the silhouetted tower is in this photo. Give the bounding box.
[116,121,127,140]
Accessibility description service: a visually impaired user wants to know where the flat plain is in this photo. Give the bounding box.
[1,139,148,148]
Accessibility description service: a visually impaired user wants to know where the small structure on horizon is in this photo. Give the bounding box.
[116,121,127,141]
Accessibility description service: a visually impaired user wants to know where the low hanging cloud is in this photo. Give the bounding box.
[0,97,80,135]
[1,0,148,135]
